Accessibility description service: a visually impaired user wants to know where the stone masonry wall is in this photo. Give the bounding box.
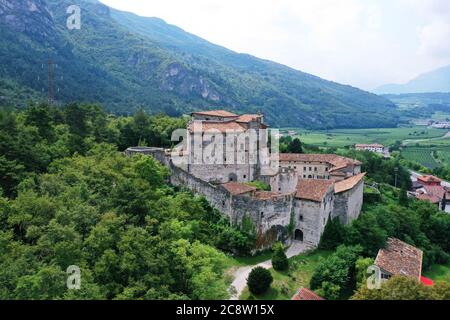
[333,180,364,224]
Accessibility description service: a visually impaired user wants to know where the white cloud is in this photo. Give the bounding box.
[418,21,450,59]
[99,0,450,90]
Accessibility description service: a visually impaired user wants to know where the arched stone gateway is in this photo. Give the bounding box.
[294,229,304,242]
[228,173,237,182]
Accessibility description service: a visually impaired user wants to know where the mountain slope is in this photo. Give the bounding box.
[0,0,398,128]
[375,65,450,94]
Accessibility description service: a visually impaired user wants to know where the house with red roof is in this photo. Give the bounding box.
[292,288,325,300]
[374,238,434,287]
[414,175,448,211]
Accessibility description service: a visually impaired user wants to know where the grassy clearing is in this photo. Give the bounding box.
[423,263,450,284]
[239,250,332,300]
[281,127,446,148]
[223,251,274,271]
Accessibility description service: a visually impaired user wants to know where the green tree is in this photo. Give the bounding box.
[287,138,303,153]
[310,245,363,300]
[398,187,409,207]
[352,276,450,300]
[247,267,273,295]
[319,217,346,250]
[272,242,289,271]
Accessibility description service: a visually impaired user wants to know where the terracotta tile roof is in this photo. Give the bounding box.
[416,193,441,204]
[191,110,238,117]
[292,288,325,300]
[279,154,362,169]
[423,185,446,199]
[335,173,366,193]
[188,121,246,133]
[375,238,423,280]
[295,179,334,202]
[417,175,442,184]
[235,114,261,123]
[222,182,256,195]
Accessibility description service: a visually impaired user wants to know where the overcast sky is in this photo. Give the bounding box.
[99,0,450,91]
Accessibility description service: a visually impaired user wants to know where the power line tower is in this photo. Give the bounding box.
[47,59,54,105]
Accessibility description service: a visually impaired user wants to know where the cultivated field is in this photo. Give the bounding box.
[281,126,446,148]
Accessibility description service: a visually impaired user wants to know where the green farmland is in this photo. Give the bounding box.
[401,145,450,168]
[281,126,446,148]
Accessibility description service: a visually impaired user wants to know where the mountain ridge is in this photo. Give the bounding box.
[0,0,399,129]
[375,64,450,94]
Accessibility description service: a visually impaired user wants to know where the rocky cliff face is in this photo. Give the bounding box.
[0,0,54,42]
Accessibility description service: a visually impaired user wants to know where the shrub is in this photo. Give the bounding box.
[247,267,273,295]
[272,242,289,271]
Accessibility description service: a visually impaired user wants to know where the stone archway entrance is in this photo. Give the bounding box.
[294,229,304,242]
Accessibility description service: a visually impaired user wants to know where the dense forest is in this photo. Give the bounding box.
[1,104,449,300]
[0,103,259,299]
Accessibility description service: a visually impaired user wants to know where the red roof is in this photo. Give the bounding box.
[416,193,441,204]
[417,175,442,184]
[221,182,256,195]
[420,276,434,287]
[191,110,238,117]
[375,238,423,280]
[423,185,446,199]
[292,288,325,300]
[235,114,262,123]
[295,179,335,202]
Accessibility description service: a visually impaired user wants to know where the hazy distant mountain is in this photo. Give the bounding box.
[375,65,450,94]
[0,0,398,128]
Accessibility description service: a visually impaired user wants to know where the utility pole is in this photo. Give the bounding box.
[394,167,398,188]
[48,59,54,105]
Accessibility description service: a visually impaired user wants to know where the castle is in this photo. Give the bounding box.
[126,110,365,250]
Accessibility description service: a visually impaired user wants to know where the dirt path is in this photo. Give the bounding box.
[228,241,313,300]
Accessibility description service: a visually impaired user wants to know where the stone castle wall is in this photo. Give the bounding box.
[333,180,364,224]
[125,147,364,250]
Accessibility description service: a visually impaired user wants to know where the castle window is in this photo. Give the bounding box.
[304,167,307,171]
[309,167,312,171]
[299,215,304,221]
[278,188,281,191]
[222,201,226,206]
[243,175,247,179]
[314,167,317,171]
[325,168,329,172]
[303,175,306,178]
[294,166,297,169]
[261,212,264,218]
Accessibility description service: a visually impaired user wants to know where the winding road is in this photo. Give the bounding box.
[228,241,313,300]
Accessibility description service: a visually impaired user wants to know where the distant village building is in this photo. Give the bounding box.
[374,238,433,286]
[126,110,366,250]
[430,121,450,129]
[355,143,385,153]
[292,288,324,300]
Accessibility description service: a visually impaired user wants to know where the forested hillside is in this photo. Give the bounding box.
[0,0,399,129]
[0,103,259,299]
[1,104,449,300]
